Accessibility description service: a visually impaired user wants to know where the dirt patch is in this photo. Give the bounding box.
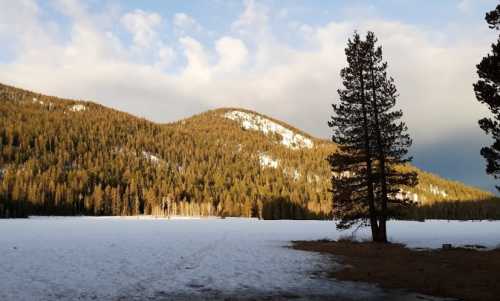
[292,240,500,301]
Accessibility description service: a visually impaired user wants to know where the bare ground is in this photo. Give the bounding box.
[292,240,500,301]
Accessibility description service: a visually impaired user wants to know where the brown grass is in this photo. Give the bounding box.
[292,240,500,301]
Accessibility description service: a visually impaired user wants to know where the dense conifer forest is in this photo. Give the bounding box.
[0,83,494,218]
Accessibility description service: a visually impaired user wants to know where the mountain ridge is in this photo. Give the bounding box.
[0,82,492,218]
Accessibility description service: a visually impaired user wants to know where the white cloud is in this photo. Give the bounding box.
[0,0,495,150]
[231,0,269,36]
[121,9,162,48]
[120,9,176,68]
[179,36,211,81]
[341,3,378,19]
[458,0,473,12]
[157,46,176,69]
[458,0,497,13]
[0,0,48,56]
[277,8,288,19]
[53,0,87,20]
[215,37,248,73]
[173,13,203,34]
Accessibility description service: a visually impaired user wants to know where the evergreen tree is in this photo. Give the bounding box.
[328,31,417,242]
[364,32,418,241]
[475,4,500,191]
[328,32,377,235]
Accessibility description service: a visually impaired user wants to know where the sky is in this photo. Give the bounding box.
[0,0,499,192]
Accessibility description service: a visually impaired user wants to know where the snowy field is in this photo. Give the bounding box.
[1,217,499,301]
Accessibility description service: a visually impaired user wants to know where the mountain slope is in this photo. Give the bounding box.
[0,83,492,218]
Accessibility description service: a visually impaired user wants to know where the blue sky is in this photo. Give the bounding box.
[112,0,492,27]
[0,0,498,192]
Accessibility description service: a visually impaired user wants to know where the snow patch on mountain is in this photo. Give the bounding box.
[70,104,86,112]
[258,155,301,179]
[284,168,301,181]
[259,154,279,169]
[331,171,451,203]
[32,97,43,105]
[224,110,314,149]
[395,190,419,203]
[142,151,163,165]
[428,184,448,198]
[394,184,448,204]
[330,171,422,203]
[332,171,354,179]
[307,174,322,183]
[32,97,52,108]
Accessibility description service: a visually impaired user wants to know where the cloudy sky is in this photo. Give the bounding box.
[1,0,498,192]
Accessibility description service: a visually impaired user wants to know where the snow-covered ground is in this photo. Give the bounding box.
[0,218,499,301]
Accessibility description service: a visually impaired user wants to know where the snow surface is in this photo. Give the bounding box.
[224,110,314,149]
[0,218,499,301]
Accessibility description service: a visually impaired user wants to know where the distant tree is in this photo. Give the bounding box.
[328,31,417,242]
[475,4,500,191]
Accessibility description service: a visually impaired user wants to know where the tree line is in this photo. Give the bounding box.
[0,86,336,218]
[0,82,490,220]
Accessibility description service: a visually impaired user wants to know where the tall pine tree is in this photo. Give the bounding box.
[475,5,500,191]
[328,31,417,242]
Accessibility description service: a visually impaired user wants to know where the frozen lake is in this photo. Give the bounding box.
[1,217,499,300]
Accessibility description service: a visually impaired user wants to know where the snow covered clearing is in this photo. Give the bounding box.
[224,110,314,149]
[0,218,499,301]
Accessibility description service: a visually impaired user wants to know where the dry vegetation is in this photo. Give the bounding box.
[293,240,500,301]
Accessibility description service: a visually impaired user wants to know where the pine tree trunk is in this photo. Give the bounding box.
[359,64,380,242]
[376,217,388,243]
[369,61,389,243]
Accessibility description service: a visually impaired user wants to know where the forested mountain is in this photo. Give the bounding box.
[0,83,492,218]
